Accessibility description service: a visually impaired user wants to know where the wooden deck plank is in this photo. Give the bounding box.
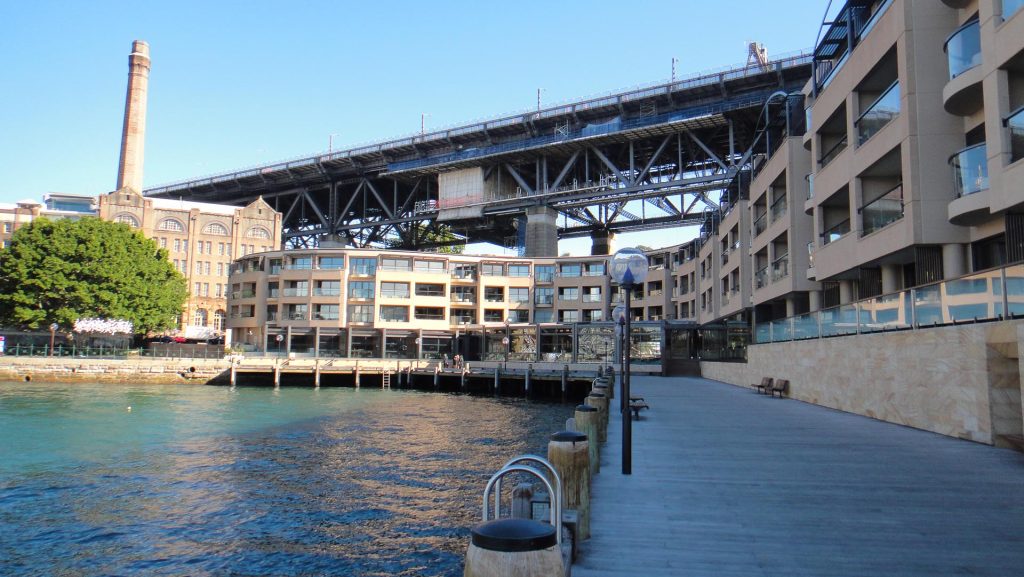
[572,376,1024,577]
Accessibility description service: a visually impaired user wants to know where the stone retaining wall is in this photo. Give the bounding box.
[702,319,1024,445]
[0,357,232,384]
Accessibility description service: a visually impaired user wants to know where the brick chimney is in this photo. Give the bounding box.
[116,40,150,193]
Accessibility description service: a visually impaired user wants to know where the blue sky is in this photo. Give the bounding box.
[1,0,826,254]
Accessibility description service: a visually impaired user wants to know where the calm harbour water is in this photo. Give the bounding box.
[0,382,571,576]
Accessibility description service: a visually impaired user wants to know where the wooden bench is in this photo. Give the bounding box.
[753,377,773,395]
[769,379,789,398]
[629,400,649,420]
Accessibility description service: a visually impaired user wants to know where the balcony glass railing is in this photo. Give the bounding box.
[1007,107,1024,164]
[721,250,730,265]
[755,264,1022,343]
[753,212,767,237]
[861,184,903,236]
[282,288,307,297]
[755,266,768,289]
[944,20,981,79]
[950,143,989,197]
[1005,0,1024,19]
[582,294,602,303]
[819,135,848,168]
[450,294,476,303]
[770,196,787,222]
[821,218,850,245]
[805,173,814,200]
[267,289,279,298]
[856,81,900,146]
[807,241,815,268]
[771,255,789,282]
[313,288,341,297]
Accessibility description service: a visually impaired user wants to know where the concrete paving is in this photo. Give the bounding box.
[573,376,1024,577]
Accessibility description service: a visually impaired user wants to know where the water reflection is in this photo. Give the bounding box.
[0,383,569,576]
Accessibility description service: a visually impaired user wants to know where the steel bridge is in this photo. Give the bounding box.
[145,52,813,254]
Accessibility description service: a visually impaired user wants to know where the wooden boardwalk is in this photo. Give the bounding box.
[573,376,1024,577]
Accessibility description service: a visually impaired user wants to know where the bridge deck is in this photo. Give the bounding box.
[574,376,1024,577]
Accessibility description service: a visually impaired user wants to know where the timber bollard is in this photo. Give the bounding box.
[574,405,599,475]
[494,367,500,395]
[594,376,611,400]
[587,391,608,443]
[434,365,440,389]
[464,519,562,577]
[511,483,533,520]
[525,365,532,397]
[561,365,569,400]
[461,368,467,392]
[548,430,590,541]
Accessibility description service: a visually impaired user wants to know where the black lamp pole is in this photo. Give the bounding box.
[622,285,633,475]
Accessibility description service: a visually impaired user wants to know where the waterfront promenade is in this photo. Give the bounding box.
[573,376,1024,576]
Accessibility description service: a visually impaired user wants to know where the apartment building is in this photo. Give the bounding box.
[225,248,672,362]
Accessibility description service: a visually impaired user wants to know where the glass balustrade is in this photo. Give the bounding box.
[793,312,819,340]
[755,266,768,289]
[771,255,789,282]
[861,184,903,236]
[753,213,767,237]
[950,143,988,197]
[821,218,850,245]
[1007,107,1024,164]
[819,135,848,167]
[856,81,900,145]
[945,20,981,79]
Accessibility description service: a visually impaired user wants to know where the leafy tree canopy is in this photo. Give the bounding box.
[388,223,465,254]
[0,217,187,334]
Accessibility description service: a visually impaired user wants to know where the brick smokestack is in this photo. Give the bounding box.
[116,40,150,193]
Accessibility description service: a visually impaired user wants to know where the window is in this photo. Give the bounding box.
[535,287,554,304]
[348,305,373,323]
[213,310,226,331]
[174,239,181,252]
[415,306,445,320]
[158,218,185,232]
[583,287,602,302]
[218,243,225,255]
[287,304,308,320]
[195,261,203,275]
[584,263,605,276]
[380,282,410,298]
[535,310,554,323]
[283,281,308,297]
[246,226,271,239]
[159,237,167,248]
[558,287,578,301]
[2,222,12,233]
[204,261,211,275]
[315,304,339,320]
[509,287,529,303]
[508,264,530,277]
[349,281,374,299]
[451,286,476,303]
[193,308,208,326]
[289,256,312,270]
[217,263,224,276]
[415,260,446,273]
[215,284,222,297]
[266,305,278,321]
[205,241,212,254]
[114,213,139,227]
[202,283,209,296]
[416,283,446,297]
[535,265,555,282]
[380,305,409,322]
[269,259,282,275]
[484,287,504,302]
[507,309,529,323]
[202,222,229,236]
[452,263,476,279]
[482,263,504,276]
[559,310,579,323]
[484,309,504,323]
[314,281,341,296]
[319,256,345,270]
[380,257,410,271]
[350,257,376,275]
[198,242,205,255]
[452,309,476,324]
[559,264,581,277]
[583,309,603,322]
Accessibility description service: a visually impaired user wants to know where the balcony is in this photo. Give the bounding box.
[771,255,789,282]
[282,288,307,297]
[314,312,339,321]
[535,295,554,305]
[1007,107,1024,164]
[450,294,476,304]
[232,289,256,299]
[950,143,989,197]
[582,294,602,303]
[267,289,279,298]
[856,81,900,146]
[753,212,767,237]
[770,195,787,223]
[861,184,903,236]
[821,219,851,245]
[819,135,848,168]
[313,288,341,297]
[945,20,980,80]
[755,266,768,289]
[349,290,374,300]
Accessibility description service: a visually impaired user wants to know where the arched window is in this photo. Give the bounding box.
[213,310,226,331]
[193,308,208,327]
[113,213,140,228]
[202,222,229,236]
[246,226,271,239]
[158,218,186,232]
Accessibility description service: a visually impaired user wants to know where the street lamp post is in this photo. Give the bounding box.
[610,247,648,475]
[275,334,284,358]
[612,305,626,412]
[503,318,511,370]
[49,323,58,356]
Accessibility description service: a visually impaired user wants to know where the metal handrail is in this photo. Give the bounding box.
[493,455,562,533]
[482,462,562,546]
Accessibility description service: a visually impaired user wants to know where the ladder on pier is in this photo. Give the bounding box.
[382,370,391,389]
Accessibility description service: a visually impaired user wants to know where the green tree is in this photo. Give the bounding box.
[389,223,465,254]
[0,217,187,333]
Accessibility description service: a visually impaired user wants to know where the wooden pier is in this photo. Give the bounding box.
[574,375,1024,576]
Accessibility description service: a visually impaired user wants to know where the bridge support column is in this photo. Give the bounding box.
[525,206,558,257]
[590,230,615,255]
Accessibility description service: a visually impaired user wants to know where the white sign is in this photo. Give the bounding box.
[0,335,5,354]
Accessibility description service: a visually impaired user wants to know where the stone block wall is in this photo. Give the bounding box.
[702,319,1024,445]
[0,357,231,384]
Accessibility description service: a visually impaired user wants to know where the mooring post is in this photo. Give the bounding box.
[461,367,467,392]
[561,365,569,401]
[230,363,237,387]
[574,404,599,475]
[354,361,361,389]
[273,361,280,389]
[587,391,608,443]
[493,366,500,395]
[314,359,320,388]
[548,430,590,542]
[434,365,440,389]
